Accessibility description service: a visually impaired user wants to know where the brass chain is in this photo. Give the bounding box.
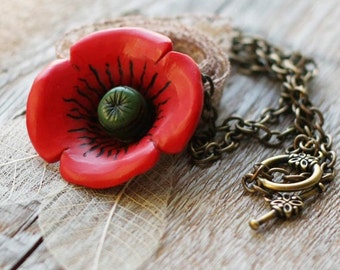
[190,30,336,230]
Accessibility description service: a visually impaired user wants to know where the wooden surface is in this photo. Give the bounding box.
[0,0,339,269]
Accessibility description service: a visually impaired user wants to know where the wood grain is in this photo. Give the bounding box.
[0,0,339,269]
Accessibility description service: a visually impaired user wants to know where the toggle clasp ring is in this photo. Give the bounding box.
[257,154,322,192]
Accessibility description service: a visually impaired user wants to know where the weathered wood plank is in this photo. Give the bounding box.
[0,201,62,270]
[0,201,42,269]
[18,241,62,270]
[0,0,339,269]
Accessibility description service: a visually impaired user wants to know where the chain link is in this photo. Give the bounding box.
[189,29,336,229]
[190,30,334,170]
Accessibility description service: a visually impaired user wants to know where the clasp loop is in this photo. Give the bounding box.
[258,154,322,192]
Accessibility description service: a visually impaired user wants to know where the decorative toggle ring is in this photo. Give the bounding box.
[257,154,322,192]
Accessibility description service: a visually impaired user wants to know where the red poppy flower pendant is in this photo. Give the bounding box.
[26,27,204,188]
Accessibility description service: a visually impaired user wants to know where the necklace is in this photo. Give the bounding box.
[190,29,336,229]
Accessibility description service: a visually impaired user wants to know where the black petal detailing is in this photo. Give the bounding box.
[84,144,102,157]
[105,63,115,87]
[107,149,113,157]
[63,97,92,115]
[89,64,107,93]
[79,78,102,98]
[66,113,92,121]
[145,73,158,95]
[74,86,97,110]
[96,146,106,158]
[72,64,81,71]
[117,57,124,85]
[79,136,97,144]
[114,149,121,159]
[67,127,99,136]
[129,60,134,86]
[157,98,170,107]
[155,98,170,117]
[68,126,99,135]
[68,127,89,133]
[150,81,171,101]
[67,107,96,121]
[140,62,147,87]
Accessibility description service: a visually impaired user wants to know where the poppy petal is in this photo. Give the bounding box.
[26,59,83,162]
[59,137,160,188]
[150,51,204,153]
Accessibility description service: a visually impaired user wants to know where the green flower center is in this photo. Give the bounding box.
[97,86,154,142]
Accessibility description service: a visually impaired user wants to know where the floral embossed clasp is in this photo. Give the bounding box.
[288,153,319,171]
[243,153,324,229]
[249,193,304,230]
